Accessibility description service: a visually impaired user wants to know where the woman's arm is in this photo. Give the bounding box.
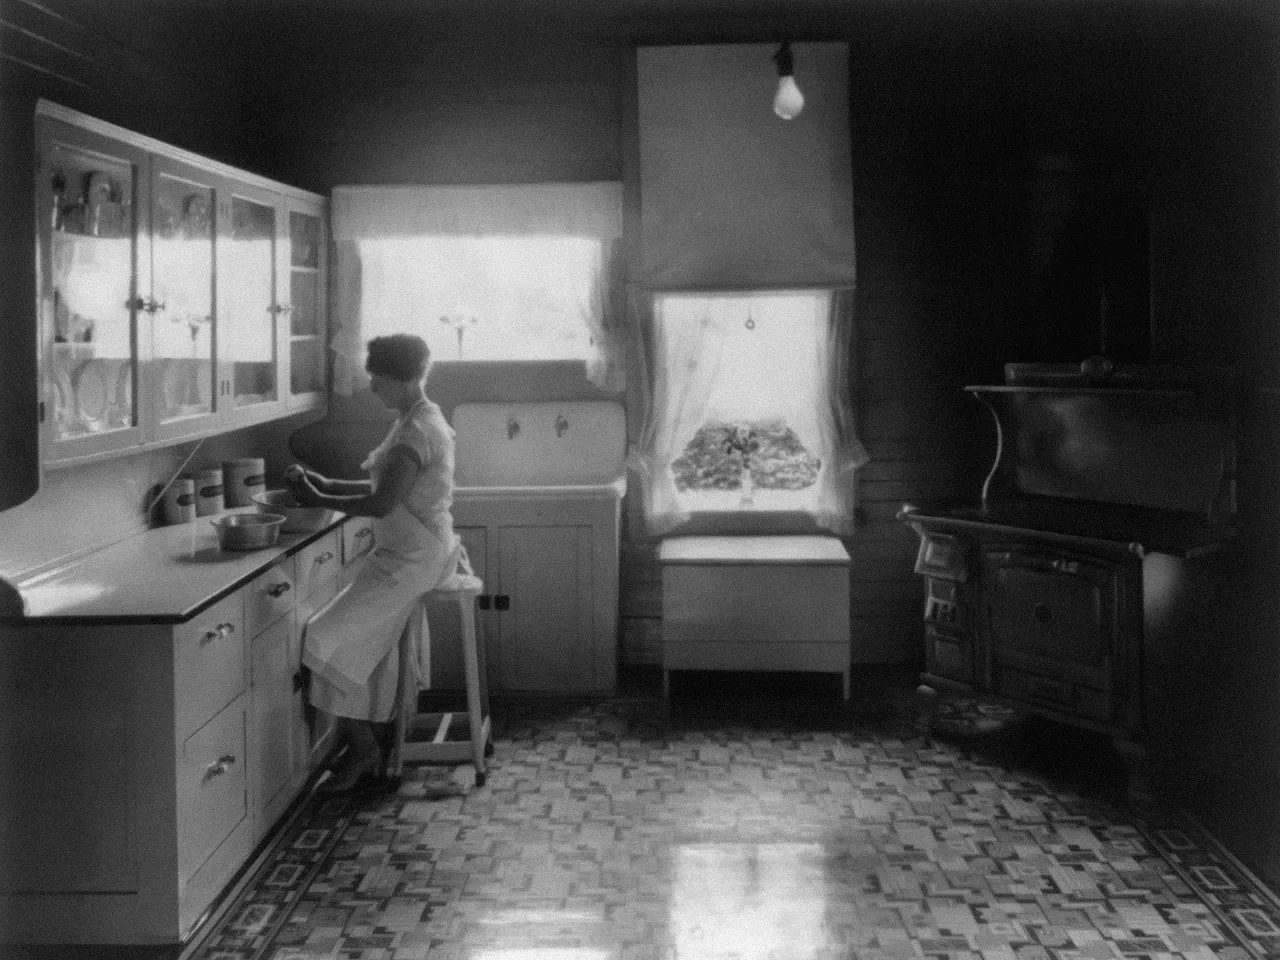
[287,465,372,497]
[321,476,374,496]
[293,446,419,519]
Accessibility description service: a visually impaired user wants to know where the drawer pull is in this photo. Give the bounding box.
[266,582,291,598]
[205,753,237,778]
[202,622,236,643]
[314,551,334,565]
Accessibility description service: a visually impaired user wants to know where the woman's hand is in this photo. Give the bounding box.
[285,464,324,506]
[291,474,325,508]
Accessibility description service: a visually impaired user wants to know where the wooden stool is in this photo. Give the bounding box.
[390,572,491,786]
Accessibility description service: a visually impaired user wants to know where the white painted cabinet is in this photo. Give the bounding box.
[35,100,327,470]
[249,613,298,841]
[448,492,621,695]
[659,536,853,699]
[493,524,595,692]
[0,520,359,946]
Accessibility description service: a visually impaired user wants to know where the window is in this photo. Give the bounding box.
[649,290,836,515]
[329,183,624,394]
[355,234,606,362]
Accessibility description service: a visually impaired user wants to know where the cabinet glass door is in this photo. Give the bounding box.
[152,163,216,428]
[42,129,143,454]
[288,209,325,401]
[226,195,278,409]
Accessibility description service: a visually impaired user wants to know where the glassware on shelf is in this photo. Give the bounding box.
[46,147,137,443]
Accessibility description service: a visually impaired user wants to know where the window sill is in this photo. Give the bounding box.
[661,510,830,538]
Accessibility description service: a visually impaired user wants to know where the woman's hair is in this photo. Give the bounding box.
[365,334,431,382]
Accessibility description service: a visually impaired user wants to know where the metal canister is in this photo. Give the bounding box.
[192,468,225,516]
[223,458,266,507]
[162,478,196,525]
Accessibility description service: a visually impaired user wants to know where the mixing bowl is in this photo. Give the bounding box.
[252,489,338,534]
[212,512,285,551]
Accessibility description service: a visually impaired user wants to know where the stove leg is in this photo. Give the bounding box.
[916,683,939,740]
[1113,737,1154,808]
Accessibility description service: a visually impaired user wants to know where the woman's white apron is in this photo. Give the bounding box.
[301,400,463,721]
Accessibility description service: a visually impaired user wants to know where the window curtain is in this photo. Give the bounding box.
[813,289,869,535]
[627,42,865,535]
[329,182,625,394]
[627,288,866,536]
[636,43,855,290]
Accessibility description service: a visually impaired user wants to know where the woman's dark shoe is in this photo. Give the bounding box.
[317,755,385,795]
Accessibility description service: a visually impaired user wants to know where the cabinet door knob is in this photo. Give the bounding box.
[205,754,236,778]
[202,621,235,643]
[266,582,291,598]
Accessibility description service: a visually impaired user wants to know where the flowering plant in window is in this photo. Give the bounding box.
[672,420,820,495]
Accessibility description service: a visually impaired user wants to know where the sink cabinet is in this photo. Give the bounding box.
[448,492,620,695]
[36,100,327,470]
[0,519,353,946]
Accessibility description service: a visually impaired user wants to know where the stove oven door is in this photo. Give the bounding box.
[983,546,1118,721]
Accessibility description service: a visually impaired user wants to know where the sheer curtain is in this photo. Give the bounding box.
[629,298,731,536]
[629,43,865,535]
[813,289,869,535]
[329,182,624,394]
[628,288,866,536]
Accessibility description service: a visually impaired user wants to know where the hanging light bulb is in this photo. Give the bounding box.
[772,41,804,120]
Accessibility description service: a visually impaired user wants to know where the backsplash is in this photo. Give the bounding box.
[0,412,319,582]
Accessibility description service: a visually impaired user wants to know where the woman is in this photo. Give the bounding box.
[288,333,463,792]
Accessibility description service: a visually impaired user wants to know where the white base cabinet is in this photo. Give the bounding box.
[660,536,853,699]
[0,521,349,946]
[442,490,622,695]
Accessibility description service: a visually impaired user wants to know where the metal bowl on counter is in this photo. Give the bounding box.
[251,489,338,534]
[211,512,285,551]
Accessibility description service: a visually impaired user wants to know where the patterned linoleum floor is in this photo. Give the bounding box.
[188,671,1280,960]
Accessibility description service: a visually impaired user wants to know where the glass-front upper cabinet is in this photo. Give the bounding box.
[286,204,327,406]
[223,189,280,414]
[149,158,220,442]
[35,101,328,468]
[38,118,148,463]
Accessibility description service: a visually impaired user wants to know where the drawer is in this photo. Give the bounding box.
[244,558,296,638]
[174,592,246,740]
[342,516,376,567]
[295,531,340,601]
[1000,668,1112,723]
[177,697,247,884]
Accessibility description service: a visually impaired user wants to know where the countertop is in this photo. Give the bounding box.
[3,512,348,626]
